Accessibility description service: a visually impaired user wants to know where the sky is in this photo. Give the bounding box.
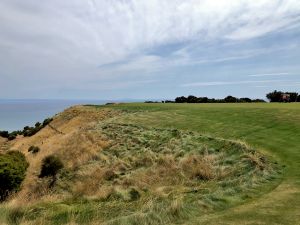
[0,0,300,100]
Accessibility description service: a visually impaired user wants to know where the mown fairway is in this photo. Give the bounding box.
[109,103,300,224]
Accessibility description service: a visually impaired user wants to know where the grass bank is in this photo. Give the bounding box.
[1,103,299,224]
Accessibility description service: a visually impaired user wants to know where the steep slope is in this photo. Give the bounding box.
[9,106,120,204]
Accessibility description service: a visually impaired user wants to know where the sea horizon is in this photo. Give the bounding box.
[0,98,147,132]
[0,99,105,132]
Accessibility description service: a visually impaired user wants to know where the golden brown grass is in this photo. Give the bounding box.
[0,137,9,153]
[7,106,121,204]
[243,152,266,171]
[180,154,215,181]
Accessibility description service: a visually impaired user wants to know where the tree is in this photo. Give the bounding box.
[35,122,41,128]
[198,97,208,103]
[224,95,238,103]
[266,90,283,102]
[252,99,266,103]
[175,96,187,103]
[187,95,198,103]
[266,90,299,102]
[240,98,252,103]
[286,92,298,102]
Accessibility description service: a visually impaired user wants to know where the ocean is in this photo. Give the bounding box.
[0,99,107,132]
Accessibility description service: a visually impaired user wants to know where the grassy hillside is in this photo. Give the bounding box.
[0,103,299,224]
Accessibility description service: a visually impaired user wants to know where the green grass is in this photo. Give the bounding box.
[2,103,300,224]
[1,122,279,225]
[107,102,300,224]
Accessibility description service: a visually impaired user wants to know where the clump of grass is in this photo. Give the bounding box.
[180,154,215,181]
[243,152,266,170]
[103,169,118,181]
[168,198,183,217]
[7,206,25,225]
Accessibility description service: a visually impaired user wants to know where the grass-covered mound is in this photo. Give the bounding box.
[76,123,277,200]
[65,123,278,223]
[0,110,279,225]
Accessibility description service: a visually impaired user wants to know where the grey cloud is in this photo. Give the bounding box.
[1,0,300,98]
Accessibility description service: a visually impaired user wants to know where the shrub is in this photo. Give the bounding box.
[42,118,53,126]
[0,151,29,201]
[39,155,64,178]
[28,146,40,154]
[0,131,9,138]
[103,169,118,181]
[35,122,41,128]
[129,188,140,201]
[8,134,16,141]
[181,155,214,181]
[22,117,53,137]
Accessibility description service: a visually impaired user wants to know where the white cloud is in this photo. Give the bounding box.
[254,82,300,88]
[248,72,290,77]
[182,79,291,87]
[1,0,299,69]
[0,0,300,98]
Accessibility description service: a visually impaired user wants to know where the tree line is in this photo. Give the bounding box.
[0,117,53,140]
[145,90,300,104]
[173,95,266,103]
[266,90,300,102]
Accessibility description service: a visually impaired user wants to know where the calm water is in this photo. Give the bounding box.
[0,99,106,132]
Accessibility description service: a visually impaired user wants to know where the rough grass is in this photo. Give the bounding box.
[0,104,287,224]
[108,103,300,224]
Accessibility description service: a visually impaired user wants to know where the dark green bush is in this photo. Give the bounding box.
[39,155,64,178]
[28,146,40,154]
[23,117,53,137]
[35,122,41,128]
[8,134,17,140]
[129,188,140,201]
[0,151,29,201]
[2,117,53,140]
[0,131,9,138]
[42,118,53,126]
[0,131,22,140]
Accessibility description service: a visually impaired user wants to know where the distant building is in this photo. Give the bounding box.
[282,93,290,102]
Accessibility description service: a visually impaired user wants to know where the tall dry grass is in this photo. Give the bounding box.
[8,106,120,205]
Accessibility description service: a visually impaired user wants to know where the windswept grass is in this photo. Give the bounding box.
[107,103,300,224]
[0,104,282,225]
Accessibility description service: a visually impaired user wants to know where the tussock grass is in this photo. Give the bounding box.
[0,106,281,225]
